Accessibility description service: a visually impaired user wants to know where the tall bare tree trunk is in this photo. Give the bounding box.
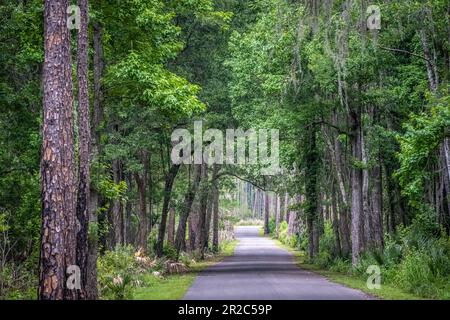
[40,0,76,300]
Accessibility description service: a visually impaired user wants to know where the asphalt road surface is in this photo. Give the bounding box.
[184,226,372,300]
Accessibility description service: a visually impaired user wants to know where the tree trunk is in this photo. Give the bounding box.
[148,154,153,231]
[275,194,280,237]
[287,203,297,237]
[338,195,351,258]
[371,163,384,248]
[196,164,209,258]
[111,159,123,248]
[40,0,76,300]
[188,207,198,252]
[156,164,180,257]
[212,171,220,252]
[350,110,364,266]
[175,165,202,255]
[361,130,373,250]
[167,207,176,247]
[86,185,98,300]
[331,181,342,257]
[124,173,133,245]
[264,192,270,234]
[441,140,450,233]
[85,21,103,300]
[75,0,90,300]
[205,166,219,248]
[304,127,319,260]
[284,192,289,222]
[332,110,350,207]
[135,151,148,252]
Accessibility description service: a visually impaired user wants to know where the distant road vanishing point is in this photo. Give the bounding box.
[184,226,373,300]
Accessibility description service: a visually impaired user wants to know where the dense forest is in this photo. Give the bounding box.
[0,0,449,300]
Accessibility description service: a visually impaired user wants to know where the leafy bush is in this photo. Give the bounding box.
[163,244,178,261]
[315,209,450,299]
[178,252,192,267]
[0,261,36,300]
[395,249,438,297]
[98,245,142,300]
[395,237,450,298]
[329,258,351,274]
[315,222,336,268]
[382,236,404,267]
[268,217,276,236]
[278,221,298,248]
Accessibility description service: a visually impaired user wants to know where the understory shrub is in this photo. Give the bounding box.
[0,261,36,300]
[314,210,450,299]
[315,222,336,268]
[268,218,276,236]
[98,245,142,300]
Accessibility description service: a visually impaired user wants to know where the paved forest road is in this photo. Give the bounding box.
[184,226,372,300]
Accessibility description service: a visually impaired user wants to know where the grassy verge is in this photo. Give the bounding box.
[133,240,239,300]
[271,238,423,300]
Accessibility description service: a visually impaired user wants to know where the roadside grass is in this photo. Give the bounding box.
[271,238,424,300]
[133,240,238,300]
[258,227,264,236]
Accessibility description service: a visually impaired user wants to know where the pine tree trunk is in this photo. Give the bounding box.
[40,0,76,300]
[75,0,90,300]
